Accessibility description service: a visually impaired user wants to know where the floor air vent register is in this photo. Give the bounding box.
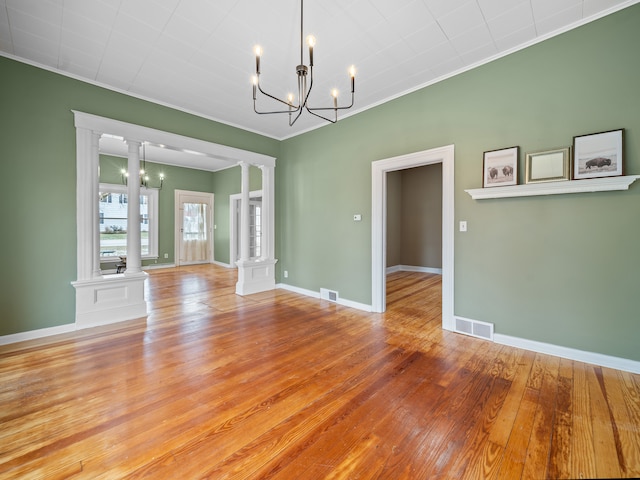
[454,317,494,341]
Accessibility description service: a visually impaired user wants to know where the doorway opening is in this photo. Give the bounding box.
[371,145,455,331]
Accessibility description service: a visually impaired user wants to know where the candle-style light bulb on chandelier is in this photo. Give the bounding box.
[252,0,356,126]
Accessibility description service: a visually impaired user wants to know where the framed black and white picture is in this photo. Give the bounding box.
[483,146,518,188]
[573,129,623,179]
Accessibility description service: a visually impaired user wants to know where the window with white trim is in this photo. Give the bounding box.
[99,183,159,260]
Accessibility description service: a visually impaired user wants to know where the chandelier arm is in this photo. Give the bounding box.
[305,108,337,124]
[254,104,300,116]
[287,73,306,126]
[306,92,355,112]
[256,82,300,110]
[300,66,314,108]
[288,107,304,126]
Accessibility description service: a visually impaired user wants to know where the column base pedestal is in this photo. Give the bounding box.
[235,258,278,296]
[72,272,148,329]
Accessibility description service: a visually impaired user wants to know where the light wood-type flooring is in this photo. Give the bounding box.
[1,265,639,479]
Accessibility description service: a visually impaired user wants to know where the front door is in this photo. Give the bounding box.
[175,190,214,266]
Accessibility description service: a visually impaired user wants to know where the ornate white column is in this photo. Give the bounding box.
[91,131,102,278]
[125,140,142,275]
[238,161,250,262]
[236,161,277,296]
[72,113,148,330]
[75,127,96,281]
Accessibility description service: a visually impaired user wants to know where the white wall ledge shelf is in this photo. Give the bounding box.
[465,175,640,200]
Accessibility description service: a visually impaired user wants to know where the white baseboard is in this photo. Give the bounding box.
[0,323,76,346]
[386,265,443,275]
[276,283,372,313]
[100,263,176,274]
[101,262,236,274]
[212,260,233,268]
[144,263,176,270]
[493,333,640,374]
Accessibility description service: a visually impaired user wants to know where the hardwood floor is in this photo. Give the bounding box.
[1,265,639,479]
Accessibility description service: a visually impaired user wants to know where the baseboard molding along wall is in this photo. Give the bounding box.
[493,333,640,374]
[212,261,233,268]
[0,323,76,346]
[276,283,373,313]
[386,265,443,275]
[100,261,234,275]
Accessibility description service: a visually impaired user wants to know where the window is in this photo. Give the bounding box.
[99,183,158,260]
[249,200,261,258]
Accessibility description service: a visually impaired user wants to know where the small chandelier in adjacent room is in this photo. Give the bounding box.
[252,0,356,126]
[121,142,164,189]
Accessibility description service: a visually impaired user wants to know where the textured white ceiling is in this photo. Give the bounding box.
[1,0,637,150]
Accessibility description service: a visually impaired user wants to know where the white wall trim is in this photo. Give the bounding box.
[101,263,177,274]
[144,263,177,271]
[73,111,276,167]
[386,265,443,275]
[371,145,454,331]
[276,284,373,313]
[0,324,76,347]
[494,333,640,374]
[212,260,233,269]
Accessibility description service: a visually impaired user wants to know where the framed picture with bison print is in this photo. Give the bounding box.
[573,129,623,179]
[525,147,571,184]
[483,146,518,188]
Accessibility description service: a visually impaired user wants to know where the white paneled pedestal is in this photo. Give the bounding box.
[236,259,278,295]
[72,273,148,329]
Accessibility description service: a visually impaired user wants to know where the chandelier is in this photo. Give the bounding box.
[120,142,164,189]
[252,0,356,126]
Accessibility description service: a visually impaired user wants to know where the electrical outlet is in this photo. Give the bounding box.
[283,270,288,278]
[164,253,169,259]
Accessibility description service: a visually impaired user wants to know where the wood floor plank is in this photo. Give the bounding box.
[521,354,560,480]
[1,265,639,479]
[571,361,598,478]
[590,366,623,478]
[547,357,574,480]
[610,370,640,477]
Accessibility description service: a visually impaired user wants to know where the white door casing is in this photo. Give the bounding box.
[371,145,455,331]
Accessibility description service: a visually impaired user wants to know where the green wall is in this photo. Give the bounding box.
[1,5,639,362]
[0,57,278,336]
[276,6,640,361]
